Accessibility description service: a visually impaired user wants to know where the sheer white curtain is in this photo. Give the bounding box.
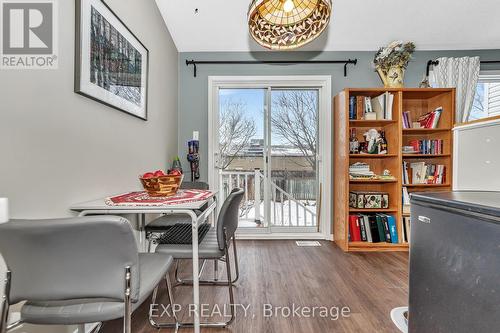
[429,57,480,123]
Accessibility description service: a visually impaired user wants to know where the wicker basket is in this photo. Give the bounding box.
[140,174,183,197]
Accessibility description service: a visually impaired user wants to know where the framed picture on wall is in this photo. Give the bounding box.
[75,0,149,120]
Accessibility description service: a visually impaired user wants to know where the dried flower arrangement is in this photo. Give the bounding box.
[374,41,416,88]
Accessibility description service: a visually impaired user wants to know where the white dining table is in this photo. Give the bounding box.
[70,190,218,333]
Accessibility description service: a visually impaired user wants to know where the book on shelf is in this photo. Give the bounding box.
[402,216,411,243]
[402,187,411,214]
[405,139,444,155]
[348,214,399,244]
[349,96,356,120]
[402,111,412,129]
[403,161,446,184]
[370,92,394,120]
[362,215,372,242]
[348,215,362,242]
[417,107,443,129]
[348,94,393,120]
[403,107,443,129]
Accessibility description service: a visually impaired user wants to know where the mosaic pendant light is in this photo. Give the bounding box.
[248,0,332,50]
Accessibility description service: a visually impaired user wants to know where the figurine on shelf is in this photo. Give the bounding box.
[378,130,388,154]
[364,129,379,154]
[363,128,388,155]
[378,169,396,181]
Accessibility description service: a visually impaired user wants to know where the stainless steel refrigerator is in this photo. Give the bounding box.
[409,191,500,333]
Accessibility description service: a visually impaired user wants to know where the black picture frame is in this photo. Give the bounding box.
[75,0,149,120]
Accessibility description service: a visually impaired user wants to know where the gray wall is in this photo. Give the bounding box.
[0,0,178,219]
[178,50,500,181]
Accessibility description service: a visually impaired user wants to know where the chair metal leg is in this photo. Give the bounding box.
[0,271,11,333]
[149,243,236,329]
[174,238,239,286]
[123,267,132,333]
[149,275,179,331]
[89,323,103,333]
[223,241,236,326]
[214,259,218,281]
[232,237,240,283]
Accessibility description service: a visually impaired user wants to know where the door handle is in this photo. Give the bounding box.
[418,215,431,224]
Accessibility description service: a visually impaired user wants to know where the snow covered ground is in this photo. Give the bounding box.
[238,199,317,228]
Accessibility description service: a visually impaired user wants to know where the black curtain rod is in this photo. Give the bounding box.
[426,59,500,76]
[185,59,358,78]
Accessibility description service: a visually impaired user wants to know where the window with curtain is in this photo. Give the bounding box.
[469,71,500,121]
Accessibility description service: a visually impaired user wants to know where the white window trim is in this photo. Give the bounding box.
[207,76,332,240]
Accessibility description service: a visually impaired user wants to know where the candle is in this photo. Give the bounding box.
[0,198,9,223]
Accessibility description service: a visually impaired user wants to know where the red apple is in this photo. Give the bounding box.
[142,172,154,179]
[154,170,166,177]
[169,169,182,176]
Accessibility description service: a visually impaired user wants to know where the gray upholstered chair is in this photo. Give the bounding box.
[145,181,227,283]
[150,188,244,329]
[0,216,175,333]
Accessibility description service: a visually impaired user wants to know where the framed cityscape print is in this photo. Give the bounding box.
[75,0,149,120]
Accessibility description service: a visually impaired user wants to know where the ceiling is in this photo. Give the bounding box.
[155,0,500,53]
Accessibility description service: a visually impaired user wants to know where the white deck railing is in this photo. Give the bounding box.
[219,169,317,227]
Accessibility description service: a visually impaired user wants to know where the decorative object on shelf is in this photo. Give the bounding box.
[379,130,388,154]
[349,128,360,154]
[358,142,368,154]
[248,0,332,50]
[379,169,396,180]
[75,0,149,120]
[373,41,415,88]
[348,164,396,181]
[349,191,389,209]
[362,129,387,154]
[364,111,377,120]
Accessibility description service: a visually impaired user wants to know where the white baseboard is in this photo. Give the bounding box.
[236,232,332,240]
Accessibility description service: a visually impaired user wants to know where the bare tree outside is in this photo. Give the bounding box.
[271,90,318,170]
[218,99,257,169]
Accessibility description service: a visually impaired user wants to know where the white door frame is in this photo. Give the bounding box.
[208,76,332,240]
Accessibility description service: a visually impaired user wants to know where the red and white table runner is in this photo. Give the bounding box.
[106,189,213,206]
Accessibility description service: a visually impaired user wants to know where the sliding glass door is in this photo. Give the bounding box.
[214,86,319,232]
[268,89,318,229]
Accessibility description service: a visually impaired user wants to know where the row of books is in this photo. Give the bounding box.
[402,107,444,129]
[403,161,446,184]
[406,139,444,155]
[348,214,399,243]
[349,93,394,120]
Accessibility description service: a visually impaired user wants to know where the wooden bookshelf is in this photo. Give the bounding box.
[333,88,455,252]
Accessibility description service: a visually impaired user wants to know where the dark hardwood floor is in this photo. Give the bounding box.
[102,240,408,333]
